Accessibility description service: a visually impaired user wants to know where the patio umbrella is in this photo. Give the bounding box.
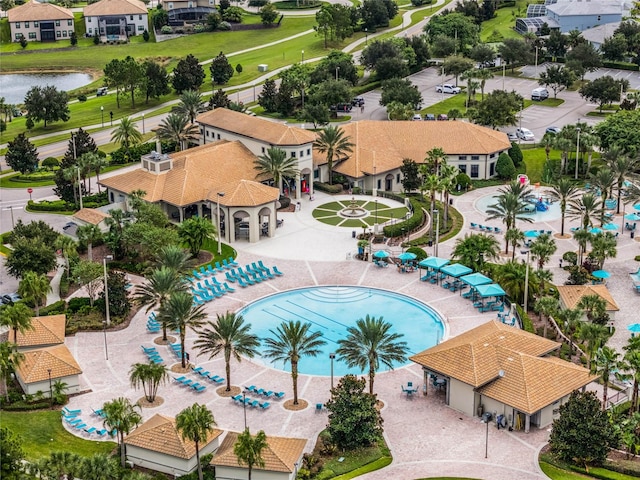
[592,270,610,279]
[460,272,493,287]
[589,227,602,234]
[418,256,450,270]
[440,263,473,278]
[475,283,506,298]
[524,230,540,238]
[398,252,417,263]
[603,223,618,231]
[628,324,640,333]
[634,204,640,211]
[624,213,640,221]
[373,250,390,259]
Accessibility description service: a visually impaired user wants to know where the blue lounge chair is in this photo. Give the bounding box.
[192,270,202,280]
[245,385,256,392]
[84,426,97,435]
[65,418,83,425]
[74,423,88,430]
[259,401,270,409]
[91,408,104,417]
[206,265,216,275]
[470,223,477,229]
[141,346,157,353]
[237,277,249,288]
[494,227,501,234]
[274,391,285,399]
[215,261,224,271]
[223,282,236,293]
[199,370,210,378]
[211,376,224,384]
[199,267,208,277]
[272,266,284,276]
[256,388,265,396]
[222,259,231,269]
[211,277,222,285]
[257,260,269,272]
[225,271,237,283]
[181,379,194,387]
[174,376,187,383]
[249,400,260,408]
[232,394,243,402]
[228,257,239,267]
[96,429,107,436]
[263,390,274,398]
[63,407,81,415]
[193,384,207,392]
[190,382,203,390]
[192,366,203,373]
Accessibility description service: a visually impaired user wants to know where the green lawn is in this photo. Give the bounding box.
[522,147,548,184]
[480,1,528,42]
[1,411,116,461]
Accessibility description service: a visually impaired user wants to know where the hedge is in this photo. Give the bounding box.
[382,197,424,238]
[67,297,92,314]
[313,182,343,194]
[515,304,535,333]
[601,61,639,71]
[27,199,73,212]
[1,401,50,411]
[38,300,66,316]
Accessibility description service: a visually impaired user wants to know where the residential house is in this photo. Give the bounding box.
[410,320,596,432]
[84,0,148,41]
[7,0,74,42]
[556,284,620,321]
[160,0,216,25]
[124,414,223,476]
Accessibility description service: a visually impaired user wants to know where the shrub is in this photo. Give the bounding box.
[562,251,577,266]
[161,25,172,34]
[278,196,291,209]
[142,29,150,41]
[110,142,155,165]
[248,0,268,5]
[383,197,424,238]
[193,23,205,33]
[515,304,534,333]
[41,157,60,170]
[455,173,471,190]
[77,94,87,102]
[495,152,516,179]
[67,297,92,314]
[93,34,100,45]
[218,21,231,30]
[508,142,523,167]
[27,199,73,212]
[38,300,66,316]
[406,246,427,261]
[313,182,342,194]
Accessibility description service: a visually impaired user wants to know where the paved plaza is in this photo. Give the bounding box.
[62,186,638,480]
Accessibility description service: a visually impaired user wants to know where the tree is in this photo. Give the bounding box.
[0,342,24,402]
[194,312,260,392]
[129,362,168,403]
[601,34,628,62]
[485,186,533,253]
[73,260,103,307]
[142,60,171,104]
[567,192,604,230]
[379,78,422,109]
[310,51,359,87]
[253,147,300,195]
[549,178,579,237]
[6,237,57,279]
[23,85,70,127]
[299,103,330,128]
[429,34,456,58]
[538,65,575,99]
[260,2,278,25]
[567,42,602,80]
[579,76,623,113]
[606,150,639,214]
[263,320,327,405]
[209,89,231,110]
[79,453,117,480]
[257,78,279,113]
[492,260,539,306]
[308,79,352,112]
[35,451,82,480]
[549,391,618,470]
[154,245,193,274]
[174,90,206,124]
[594,346,620,410]
[578,322,608,370]
[159,291,206,368]
[452,233,499,271]
[178,216,216,258]
[76,224,103,262]
[505,228,524,261]
[176,404,216,480]
[469,43,496,66]
[495,152,515,179]
[5,133,39,174]
[314,126,354,185]
[0,427,25,480]
[622,337,640,414]
[336,315,408,395]
[472,89,523,128]
[530,233,557,270]
[103,56,144,108]
[595,110,640,156]
[210,52,234,85]
[110,117,142,154]
[18,271,51,316]
[325,375,383,450]
[54,129,98,204]
[424,12,479,54]
[156,113,199,151]
[100,270,130,318]
[400,158,421,193]
[534,296,559,339]
[386,101,414,120]
[233,429,268,480]
[545,30,567,58]
[172,54,205,94]
[498,38,532,71]
[101,397,142,468]
[508,141,523,167]
[589,232,617,270]
[443,55,474,86]
[360,0,393,30]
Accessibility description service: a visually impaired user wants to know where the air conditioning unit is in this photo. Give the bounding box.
[125,461,134,469]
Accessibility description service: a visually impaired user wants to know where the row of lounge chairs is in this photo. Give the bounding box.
[192,366,224,384]
[141,345,164,364]
[147,313,161,333]
[244,385,285,399]
[189,258,240,281]
[224,263,283,287]
[62,408,114,437]
[231,394,271,409]
[173,376,207,392]
[191,278,236,305]
[470,224,502,234]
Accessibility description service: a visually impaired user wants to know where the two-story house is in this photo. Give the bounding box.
[7,0,74,42]
[84,0,148,41]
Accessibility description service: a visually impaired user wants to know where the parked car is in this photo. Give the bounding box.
[424,113,436,121]
[435,84,461,94]
[437,114,449,121]
[545,126,561,135]
[96,87,108,97]
[330,103,353,112]
[1,293,22,305]
[507,132,518,141]
[352,96,365,107]
[516,127,535,141]
[412,114,422,121]
[531,87,549,101]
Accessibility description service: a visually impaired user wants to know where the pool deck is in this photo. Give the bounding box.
[64,186,638,480]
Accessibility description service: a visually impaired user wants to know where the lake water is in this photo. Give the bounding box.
[0,72,94,105]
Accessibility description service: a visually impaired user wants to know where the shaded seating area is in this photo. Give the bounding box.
[418,256,450,282]
[401,381,419,397]
[473,283,507,313]
[439,263,473,288]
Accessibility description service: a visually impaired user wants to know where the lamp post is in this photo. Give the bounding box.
[481,412,492,458]
[502,63,506,90]
[534,46,539,77]
[47,368,53,408]
[335,66,340,81]
[521,248,530,313]
[374,199,378,229]
[574,126,581,180]
[103,255,113,327]
[142,113,145,134]
[434,209,440,257]
[77,165,83,210]
[301,50,304,63]
[216,192,225,255]
[243,391,247,430]
[364,28,368,44]
[101,106,104,128]
[329,353,335,390]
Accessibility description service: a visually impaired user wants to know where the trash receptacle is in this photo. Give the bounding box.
[352,231,356,238]
[428,240,433,247]
[482,412,493,423]
[632,231,635,239]
[449,199,453,205]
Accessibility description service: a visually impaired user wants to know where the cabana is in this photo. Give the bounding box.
[418,256,450,282]
[460,272,492,287]
[439,263,473,291]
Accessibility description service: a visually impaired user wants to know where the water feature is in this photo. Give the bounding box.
[339,197,368,218]
[0,72,94,105]
[238,286,446,376]
[475,192,562,222]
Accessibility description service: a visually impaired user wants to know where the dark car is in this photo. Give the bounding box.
[545,126,561,135]
[1,293,22,305]
[351,96,365,107]
[437,114,448,121]
[330,103,353,112]
[424,113,436,121]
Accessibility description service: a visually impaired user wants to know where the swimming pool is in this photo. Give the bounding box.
[475,192,562,222]
[238,286,445,376]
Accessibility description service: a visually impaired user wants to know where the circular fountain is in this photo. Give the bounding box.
[339,198,369,218]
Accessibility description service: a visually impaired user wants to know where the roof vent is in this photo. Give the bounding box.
[483,343,489,347]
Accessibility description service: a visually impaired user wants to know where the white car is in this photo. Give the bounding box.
[516,127,535,141]
[412,114,422,121]
[507,132,518,141]
[435,84,461,94]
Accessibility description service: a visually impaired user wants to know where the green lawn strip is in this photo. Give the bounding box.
[25,207,76,215]
[318,216,344,226]
[0,173,56,188]
[341,218,368,228]
[479,0,527,42]
[318,201,345,210]
[332,456,392,480]
[421,93,479,116]
[312,209,337,218]
[197,237,238,265]
[538,98,565,107]
[317,441,391,479]
[1,411,116,461]
[521,148,548,184]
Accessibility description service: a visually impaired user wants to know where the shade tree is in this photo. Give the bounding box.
[5,133,39,174]
[172,54,206,94]
[23,85,70,128]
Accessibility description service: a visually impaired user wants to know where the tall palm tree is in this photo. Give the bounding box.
[83,152,107,193]
[176,403,217,480]
[154,245,193,274]
[605,149,639,214]
[336,315,409,395]
[578,322,608,372]
[577,294,607,323]
[0,302,33,344]
[451,233,499,272]
[622,337,640,413]
[530,233,557,271]
[173,90,206,124]
[486,192,533,254]
[594,346,620,410]
[101,397,142,468]
[159,291,206,368]
[540,133,555,162]
[55,232,78,276]
[35,452,82,480]
[474,67,494,100]
[313,126,354,185]
[129,362,169,403]
[79,453,118,480]
[135,267,187,341]
[263,320,326,405]
[156,113,199,151]
[578,131,599,178]
[423,147,448,176]
[573,228,592,266]
[534,296,559,339]
[549,178,579,237]
[18,271,51,315]
[590,232,617,270]
[505,227,525,261]
[253,147,300,195]
[0,342,24,401]
[194,312,260,392]
[76,224,103,261]
[439,162,458,225]
[110,117,142,154]
[589,167,616,225]
[492,260,538,306]
[234,428,268,480]
[62,165,80,207]
[553,135,573,174]
[560,307,583,358]
[567,193,604,230]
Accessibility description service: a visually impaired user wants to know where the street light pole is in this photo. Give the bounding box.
[335,66,340,81]
[574,126,581,180]
[142,113,145,134]
[243,391,247,430]
[374,199,378,230]
[103,255,113,327]
[48,368,53,408]
[329,353,335,390]
[521,249,530,313]
[216,192,225,255]
[101,106,104,128]
[301,50,304,63]
[434,209,440,257]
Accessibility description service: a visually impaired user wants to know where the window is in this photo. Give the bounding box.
[471,155,479,161]
[314,169,319,179]
[306,148,311,156]
[34,21,38,27]
[139,15,142,20]
[489,153,495,158]
[62,30,67,37]
[25,22,29,28]
[396,174,401,183]
[206,130,210,137]
[168,2,173,8]
[261,147,265,153]
[67,19,72,26]
[29,32,36,39]
[489,162,495,176]
[56,30,61,37]
[291,151,296,158]
[470,165,479,178]
[209,0,214,4]
[377,179,381,189]
[458,155,467,161]
[88,17,91,22]
[15,22,20,28]
[68,30,73,36]
[88,28,92,34]
[14,33,22,39]
[216,134,220,140]
[299,150,304,157]
[130,15,133,20]
[137,25,144,30]
[55,20,60,26]
[459,165,467,174]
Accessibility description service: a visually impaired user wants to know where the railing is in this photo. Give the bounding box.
[548,315,586,358]
[605,389,630,409]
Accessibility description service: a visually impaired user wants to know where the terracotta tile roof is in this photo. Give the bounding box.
[125,414,223,459]
[410,320,560,387]
[556,284,619,311]
[196,109,317,146]
[8,0,73,22]
[476,347,596,414]
[84,0,147,16]
[99,141,279,207]
[211,431,306,473]
[73,208,110,226]
[15,344,82,383]
[329,121,511,177]
[16,315,66,348]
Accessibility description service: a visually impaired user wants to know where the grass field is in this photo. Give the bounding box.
[480,1,527,43]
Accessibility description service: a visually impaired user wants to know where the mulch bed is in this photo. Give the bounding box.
[170,363,193,374]
[136,396,164,408]
[217,386,240,397]
[154,336,177,346]
[284,399,308,411]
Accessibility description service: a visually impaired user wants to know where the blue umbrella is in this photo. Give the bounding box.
[592,270,610,279]
[603,223,618,231]
[628,323,640,333]
[524,230,540,238]
[589,227,602,234]
[373,250,390,259]
[634,204,640,211]
[398,252,417,263]
[624,213,640,221]
[475,283,506,298]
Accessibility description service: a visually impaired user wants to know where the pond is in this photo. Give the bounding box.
[0,72,94,105]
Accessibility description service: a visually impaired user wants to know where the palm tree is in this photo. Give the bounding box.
[594,346,620,410]
[486,192,533,254]
[101,397,142,468]
[530,233,557,271]
[173,90,206,124]
[573,228,592,266]
[263,320,326,405]
[589,232,617,270]
[577,294,607,323]
[623,337,640,413]
[194,312,260,392]
[578,322,608,372]
[62,165,80,207]
[559,307,583,359]
[110,117,142,154]
[451,233,499,272]
[253,147,300,195]
[540,133,555,162]
[76,224,103,261]
[534,296,559,339]
[313,126,354,185]
[156,113,199,151]
[233,428,268,480]
[79,453,118,480]
[129,362,169,403]
[0,302,33,344]
[439,163,458,225]
[336,315,409,395]
[567,193,604,230]
[177,216,217,258]
[0,342,24,401]
[553,135,573,174]
[35,451,82,480]
[493,260,538,306]
[578,131,599,178]
[154,245,193,273]
[54,234,78,276]
[549,178,579,237]
[134,267,187,341]
[159,291,206,368]
[83,153,107,193]
[505,228,525,261]
[589,167,616,225]
[176,403,217,480]
[605,149,639,214]
[474,67,494,100]
[18,271,51,315]
[424,147,448,176]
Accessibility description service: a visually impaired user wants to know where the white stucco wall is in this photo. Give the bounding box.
[10,18,74,41]
[19,375,80,396]
[447,379,475,417]
[214,465,293,480]
[126,438,219,476]
[84,13,148,37]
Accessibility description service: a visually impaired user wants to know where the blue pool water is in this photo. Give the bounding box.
[475,193,562,222]
[238,286,445,376]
